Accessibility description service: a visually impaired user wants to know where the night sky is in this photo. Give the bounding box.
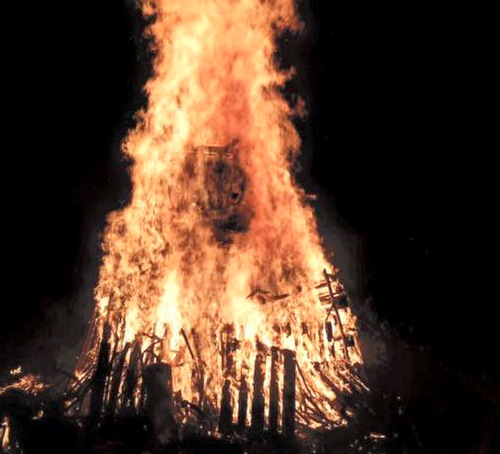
[1,1,495,452]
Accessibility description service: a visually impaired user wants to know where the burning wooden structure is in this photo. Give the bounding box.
[67,247,367,445]
[61,0,371,447]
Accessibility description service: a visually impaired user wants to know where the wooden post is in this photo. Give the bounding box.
[89,323,111,427]
[282,349,296,439]
[122,340,141,412]
[222,324,237,374]
[269,347,280,434]
[219,324,237,434]
[219,379,233,434]
[143,363,177,445]
[237,374,248,430]
[250,346,266,435]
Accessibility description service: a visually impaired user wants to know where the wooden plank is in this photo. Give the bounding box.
[282,349,296,439]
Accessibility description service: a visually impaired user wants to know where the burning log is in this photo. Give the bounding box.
[250,344,266,436]
[143,363,178,445]
[269,346,280,434]
[282,349,296,439]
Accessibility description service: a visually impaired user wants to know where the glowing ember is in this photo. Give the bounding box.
[0,373,48,397]
[74,0,367,436]
[0,416,11,453]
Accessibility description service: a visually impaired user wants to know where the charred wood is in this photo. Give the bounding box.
[143,363,178,445]
[122,340,141,412]
[283,349,296,439]
[237,374,249,431]
[250,346,266,435]
[218,379,233,435]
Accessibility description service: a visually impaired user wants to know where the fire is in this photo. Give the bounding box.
[0,372,48,398]
[0,417,11,453]
[74,0,367,437]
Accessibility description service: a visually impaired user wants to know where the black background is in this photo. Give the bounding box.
[1,1,496,452]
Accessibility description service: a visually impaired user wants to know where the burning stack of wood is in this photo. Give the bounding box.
[65,269,367,448]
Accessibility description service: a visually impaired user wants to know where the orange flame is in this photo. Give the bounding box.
[79,0,366,431]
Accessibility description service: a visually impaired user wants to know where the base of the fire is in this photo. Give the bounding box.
[0,270,392,454]
[0,362,390,454]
